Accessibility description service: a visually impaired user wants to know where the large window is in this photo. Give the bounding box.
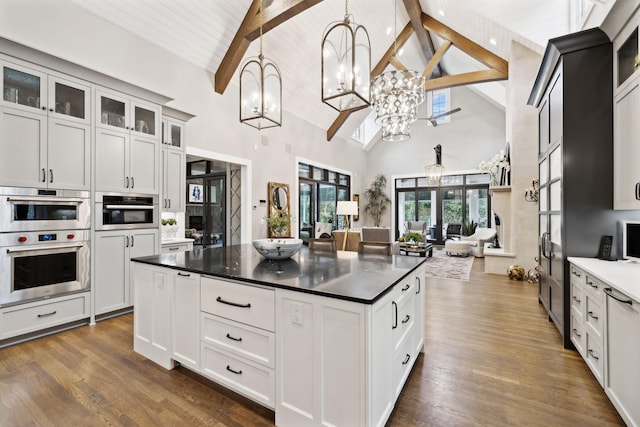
[395,174,490,244]
[298,163,350,243]
[428,88,451,125]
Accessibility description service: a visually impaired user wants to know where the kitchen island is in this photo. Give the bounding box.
[131,244,426,427]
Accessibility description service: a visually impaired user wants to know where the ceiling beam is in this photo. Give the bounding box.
[403,0,442,78]
[327,22,414,141]
[422,13,508,75]
[214,0,324,94]
[423,40,451,78]
[424,69,506,91]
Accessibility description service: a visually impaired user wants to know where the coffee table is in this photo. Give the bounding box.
[399,242,433,257]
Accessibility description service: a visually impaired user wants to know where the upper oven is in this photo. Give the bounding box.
[96,192,158,230]
[0,187,90,232]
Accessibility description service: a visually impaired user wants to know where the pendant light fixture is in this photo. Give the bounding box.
[425,144,445,185]
[239,0,282,130]
[321,0,371,112]
[371,0,425,141]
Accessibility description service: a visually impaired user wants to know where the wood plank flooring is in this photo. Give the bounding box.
[0,259,624,426]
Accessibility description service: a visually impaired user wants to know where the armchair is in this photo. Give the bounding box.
[406,221,428,242]
[460,228,497,257]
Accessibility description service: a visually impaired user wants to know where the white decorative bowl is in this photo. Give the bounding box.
[252,238,303,260]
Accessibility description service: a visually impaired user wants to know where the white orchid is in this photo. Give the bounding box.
[478,151,510,186]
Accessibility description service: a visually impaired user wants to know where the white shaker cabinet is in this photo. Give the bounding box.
[613,75,640,210]
[605,287,640,427]
[94,229,158,316]
[0,60,91,190]
[94,89,160,194]
[160,117,185,212]
[172,271,200,371]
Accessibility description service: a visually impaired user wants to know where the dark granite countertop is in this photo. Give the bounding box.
[132,244,426,304]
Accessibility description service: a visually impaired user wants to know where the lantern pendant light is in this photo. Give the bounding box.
[321,0,371,112]
[239,0,282,130]
[425,144,445,185]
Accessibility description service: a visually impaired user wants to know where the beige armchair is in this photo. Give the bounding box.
[460,228,497,257]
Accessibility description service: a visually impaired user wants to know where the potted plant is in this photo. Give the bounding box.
[364,174,391,227]
[161,218,178,239]
[462,220,478,236]
[266,212,291,237]
[404,231,424,244]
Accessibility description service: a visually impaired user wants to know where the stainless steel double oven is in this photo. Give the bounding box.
[0,187,90,306]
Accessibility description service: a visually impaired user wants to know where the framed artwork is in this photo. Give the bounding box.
[189,184,203,203]
[353,194,360,221]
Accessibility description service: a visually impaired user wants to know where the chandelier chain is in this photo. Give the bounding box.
[345,0,348,17]
[259,0,263,58]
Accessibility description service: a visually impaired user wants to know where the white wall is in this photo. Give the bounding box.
[0,0,368,240]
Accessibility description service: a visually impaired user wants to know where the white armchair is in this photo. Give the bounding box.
[460,228,497,257]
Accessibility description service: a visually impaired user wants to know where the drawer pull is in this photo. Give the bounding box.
[587,311,599,320]
[402,354,411,365]
[392,301,398,329]
[587,281,598,289]
[415,277,421,294]
[401,284,410,292]
[216,296,251,308]
[177,272,191,277]
[169,247,180,251]
[604,287,633,305]
[572,296,581,303]
[37,310,57,318]
[226,365,242,375]
[226,333,243,342]
[587,349,599,361]
[402,314,411,324]
[572,328,581,338]
[572,271,581,277]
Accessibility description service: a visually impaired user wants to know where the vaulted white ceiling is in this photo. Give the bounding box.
[70,0,574,140]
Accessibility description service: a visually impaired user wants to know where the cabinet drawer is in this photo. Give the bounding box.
[570,265,586,286]
[160,242,191,254]
[585,293,604,339]
[201,277,274,331]
[392,291,415,352]
[0,293,89,339]
[201,343,275,409]
[570,309,585,357]
[584,275,605,301]
[201,313,275,368]
[585,332,604,387]
[570,282,584,317]
[392,326,416,398]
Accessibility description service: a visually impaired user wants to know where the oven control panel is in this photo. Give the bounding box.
[0,230,89,246]
[38,233,58,242]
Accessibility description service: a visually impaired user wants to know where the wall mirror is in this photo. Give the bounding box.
[268,181,290,237]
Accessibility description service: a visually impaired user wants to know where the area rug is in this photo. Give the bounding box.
[423,247,474,281]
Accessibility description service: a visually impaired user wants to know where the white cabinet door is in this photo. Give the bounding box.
[129,134,159,194]
[95,127,128,192]
[132,263,173,369]
[414,266,426,355]
[614,77,640,209]
[47,119,90,190]
[171,271,200,371]
[1,61,48,114]
[161,146,185,212]
[94,231,129,315]
[605,288,640,427]
[0,106,46,188]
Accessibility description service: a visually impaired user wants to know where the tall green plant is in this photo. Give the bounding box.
[365,174,391,227]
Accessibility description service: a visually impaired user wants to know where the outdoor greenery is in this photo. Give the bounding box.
[365,174,391,227]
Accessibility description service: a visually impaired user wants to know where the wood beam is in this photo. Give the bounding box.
[423,40,451,78]
[327,22,414,141]
[423,69,506,91]
[214,0,324,94]
[422,13,508,74]
[403,0,442,77]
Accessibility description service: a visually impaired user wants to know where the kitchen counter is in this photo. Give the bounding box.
[568,257,640,301]
[132,243,425,304]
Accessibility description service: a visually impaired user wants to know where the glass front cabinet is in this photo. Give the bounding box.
[96,89,160,139]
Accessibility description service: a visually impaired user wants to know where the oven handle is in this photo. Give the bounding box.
[6,243,84,253]
[105,205,154,210]
[6,196,85,204]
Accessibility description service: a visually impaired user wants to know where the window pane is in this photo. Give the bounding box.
[442,189,463,237]
[299,183,312,227]
[399,191,416,233]
[416,177,428,187]
[312,167,324,180]
[466,188,489,227]
[417,190,435,227]
[338,174,349,186]
[396,178,416,188]
[189,161,207,176]
[327,171,337,183]
[441,175,463,186]
[299,163,310,178]
[318,184,336,225]
[466,174,490,185]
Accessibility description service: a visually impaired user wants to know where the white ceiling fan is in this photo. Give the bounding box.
[419,107,462,127]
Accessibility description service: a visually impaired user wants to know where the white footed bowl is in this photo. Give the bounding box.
[252,238,303,260]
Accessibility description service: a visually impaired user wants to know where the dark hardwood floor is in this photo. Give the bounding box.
[0,258,624,426]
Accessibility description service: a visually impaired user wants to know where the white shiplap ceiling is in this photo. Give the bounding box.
[70,0,574,140]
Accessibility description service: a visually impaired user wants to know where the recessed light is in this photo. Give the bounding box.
[398,48,404,56]
[386,27,393,35]
[438,9,445,16]
[489,38,497,45]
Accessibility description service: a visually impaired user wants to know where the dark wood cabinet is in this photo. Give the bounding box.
[529,28,640,348]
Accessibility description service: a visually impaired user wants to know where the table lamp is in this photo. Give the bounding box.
[336,201,359,251]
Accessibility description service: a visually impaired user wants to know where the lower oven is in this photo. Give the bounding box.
[96,192,158,230]
[0,229,90,306]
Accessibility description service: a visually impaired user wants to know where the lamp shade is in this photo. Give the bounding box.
[336,201,358,215]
